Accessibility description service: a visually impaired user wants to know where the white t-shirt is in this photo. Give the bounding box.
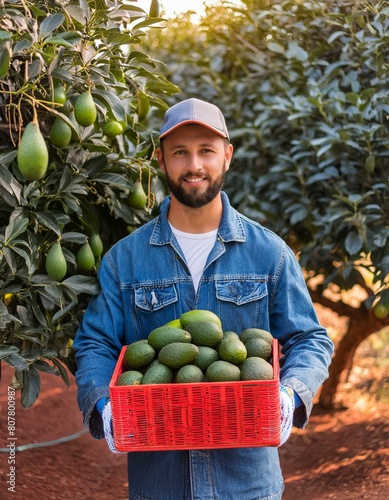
[170,224,218,292]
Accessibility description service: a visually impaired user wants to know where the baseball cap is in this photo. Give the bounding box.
[159,98,230,141]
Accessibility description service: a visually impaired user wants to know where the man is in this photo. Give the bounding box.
[74,98,333,500]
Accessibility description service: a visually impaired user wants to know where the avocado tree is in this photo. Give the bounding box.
[0,0,178,407]
[145,0,389,406]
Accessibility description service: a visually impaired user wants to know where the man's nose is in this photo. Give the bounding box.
[186,153,201,170]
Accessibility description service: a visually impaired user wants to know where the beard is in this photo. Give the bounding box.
[164,162,227,209]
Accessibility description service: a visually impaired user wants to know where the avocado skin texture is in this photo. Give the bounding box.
[74,92,97,127]
[128,181,147,209]
[50,118,72,148]
[18,121,49,181]
[46,242,67,281]
[76,243,95,271]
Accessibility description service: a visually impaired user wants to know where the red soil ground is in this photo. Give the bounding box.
[1,359,388,500]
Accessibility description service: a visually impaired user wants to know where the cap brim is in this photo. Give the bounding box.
[159,120,229,140]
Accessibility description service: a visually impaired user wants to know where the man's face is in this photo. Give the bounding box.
[156,124,233,209]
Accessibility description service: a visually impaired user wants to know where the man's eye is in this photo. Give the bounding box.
[174,150,187,156]
[200,148,215,155]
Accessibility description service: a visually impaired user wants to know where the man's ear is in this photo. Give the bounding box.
[225,143,233,171]
[156,147,166,172]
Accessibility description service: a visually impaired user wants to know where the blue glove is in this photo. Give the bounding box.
[96,397,124,454]
[279,385,295,446]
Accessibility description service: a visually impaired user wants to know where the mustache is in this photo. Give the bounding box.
[180,173,208,181]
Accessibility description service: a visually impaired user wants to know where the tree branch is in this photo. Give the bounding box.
[308,288,361,317]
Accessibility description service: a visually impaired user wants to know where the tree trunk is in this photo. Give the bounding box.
[318,310,387,408]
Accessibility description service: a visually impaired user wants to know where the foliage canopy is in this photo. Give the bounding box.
[0,0,178,407]
[147,0,389,311]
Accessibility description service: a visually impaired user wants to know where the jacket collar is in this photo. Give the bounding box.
[150,191,246,245]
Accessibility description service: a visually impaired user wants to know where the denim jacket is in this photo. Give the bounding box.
[74,192,333,500]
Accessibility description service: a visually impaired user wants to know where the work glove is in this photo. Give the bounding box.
[97,398,125,454]
[279,385,295,446]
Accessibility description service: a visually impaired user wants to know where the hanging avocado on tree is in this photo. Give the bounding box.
[149,0,160,18]
[50,117,72,148]
[74,91,97,127]
[89,233,104,259]
[76,242,95,272]
[17,117,49,181]
[46,241,67,281]
[128,181,147,209]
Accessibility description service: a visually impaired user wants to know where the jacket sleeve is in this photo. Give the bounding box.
[271,243,334,429]
[73,254,125,439]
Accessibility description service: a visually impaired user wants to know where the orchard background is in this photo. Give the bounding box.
[0,0,388,412]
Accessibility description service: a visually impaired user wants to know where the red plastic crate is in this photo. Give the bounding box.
[109,339,281,451]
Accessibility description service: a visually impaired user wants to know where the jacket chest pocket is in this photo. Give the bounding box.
[215,280,269,331]
[135,284,178,312]
[134,284,179,337]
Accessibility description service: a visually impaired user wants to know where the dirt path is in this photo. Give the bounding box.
[1,363,388,500]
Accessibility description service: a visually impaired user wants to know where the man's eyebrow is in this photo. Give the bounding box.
[168,142,216,151]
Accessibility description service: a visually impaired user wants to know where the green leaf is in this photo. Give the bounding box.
[290,206,308,225]
[52,300,77,324]
[36,284,64,305]
[33,359,59,375]
[58,166,74,192]
[0,345,20,359]
[51,67,85,85]
[145,78,181,94]
[10,246,32,272]
[0,151,18,169]
[106,30,135,46]
[4,353,28,370]
[44,31,82,47]
[43,36,75,48]
[2,247,16,273]
[4,217,29,245]
[63,197,83,215]
[46,111,80,137]
[348,194,362,204]
[82,154,107,175]
[345,230,363,255]
[136,88,150,122]
[0,30,12,42]
[131,17,165,31]
[371,228,389,248]
[327,30,345,44]
[364,155,375,174]
[30,6,47,19]
[28,59,42,80]
[40,13,65,37]
[92,89,126,122]
[267,42,284,54]
[0,299,21,329]
[345,92,359,105]
[0,45,11,78]
[61,275,100,295]
[0,163,22,204]
[65,5,89,24]
[51,358,70,388]
[323,60,351,78]
[76,198,101,233]
[61,231,88,244]
[82,143,111,153]
[286,41,308,62]
[20,365,41,409]
[317,143,333,157]
[92,172,133,189]
[14,40,32,52]
[35,212,62,234]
